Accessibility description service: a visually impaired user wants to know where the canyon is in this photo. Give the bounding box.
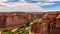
[0,12,60,34]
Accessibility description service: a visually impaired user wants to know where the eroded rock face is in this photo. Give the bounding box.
[6,16,13,27]
[0,12,60,34]
[31,12,60,34]
[0,16,6,28]
[0,12,28,30]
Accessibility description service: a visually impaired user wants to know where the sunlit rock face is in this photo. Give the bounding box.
[0,12,60,34]
[30,12,60,34]
[0,12,28,30]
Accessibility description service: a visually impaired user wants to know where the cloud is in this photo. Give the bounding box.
[0,0,59,12]
[0,0,7,2]
[39,0,60,2]
[41,3,55,6]
[46,0,60,2]
[0,2,44,12]
[0,0,44,12]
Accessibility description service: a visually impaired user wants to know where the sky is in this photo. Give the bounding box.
[0,0,60,12]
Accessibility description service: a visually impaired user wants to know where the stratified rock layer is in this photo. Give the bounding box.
[0,12,60,34]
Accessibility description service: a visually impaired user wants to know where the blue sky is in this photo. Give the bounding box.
[7,0,39,3]
[7,0,19,2]
[41,2,60,11]
[0,0,60,12]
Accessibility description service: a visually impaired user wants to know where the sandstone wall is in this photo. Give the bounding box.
[0,12,28,29]
[31,12,60,34]
[0,12,60,34]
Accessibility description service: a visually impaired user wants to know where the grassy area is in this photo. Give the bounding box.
[1,27,29,34]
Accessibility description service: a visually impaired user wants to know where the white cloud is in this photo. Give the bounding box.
[46,0,60,1]
[41,2,55,6]
[0,0,59,12]
[32,0,60,2]
[32,0,40,1]
[0,0,46,12]
[0,0,7,2]
[41,0,60,2]
[0,2,44,12]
